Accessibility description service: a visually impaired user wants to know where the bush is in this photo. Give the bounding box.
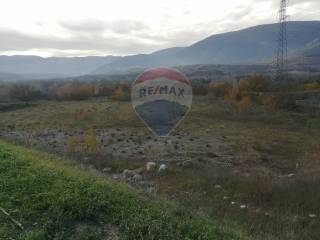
[260,94,297,111]
[224,86,253,113]
[111,87,130,101]
[302,81,320,91]
[239,75,270,93]
[51,83,94,100]
[208,81,232,98]
[85,127,101,154]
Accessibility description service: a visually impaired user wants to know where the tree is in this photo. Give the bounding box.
[52,83,94,100]
[112,87,125,101]
[208,81,232,98]
[239,75,270,93]
[9,84,41,101]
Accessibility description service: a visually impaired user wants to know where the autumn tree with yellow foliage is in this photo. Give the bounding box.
[85,126,101,154]
[112,87,125,101]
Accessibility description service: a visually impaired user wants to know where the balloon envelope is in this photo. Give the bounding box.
[131,68,193,137]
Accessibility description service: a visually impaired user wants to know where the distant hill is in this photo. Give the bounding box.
[299,38,320,57]
[1,21,320,79]
[289,37,320,72]
[94,21,320,75]
[0,72,23,81]
[0,55,120,79]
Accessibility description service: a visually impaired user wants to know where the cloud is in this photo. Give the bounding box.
[0,0,319,56]
[59,19,107,33]
[260,0,320,9]
[59,19,150,35]
[0,27,160,55]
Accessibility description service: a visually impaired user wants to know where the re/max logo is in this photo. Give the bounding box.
[139,86,185,98]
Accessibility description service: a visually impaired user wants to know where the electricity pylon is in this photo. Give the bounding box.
[275,0,289,82]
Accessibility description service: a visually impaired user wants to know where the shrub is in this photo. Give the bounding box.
[67,136,82,153]
[52,83,94,100]
[85,127,101,154]
[260,94,297,111]
[302,82,320,91]
[208,81,232,98]
[239,75,270,93]
[224,82,253,113]
[112,87,125,101]
[237,96,253,113]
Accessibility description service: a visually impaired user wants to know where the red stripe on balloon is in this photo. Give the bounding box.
[133,68,190,86]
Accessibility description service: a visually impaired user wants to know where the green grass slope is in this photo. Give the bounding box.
[0,140,247,240]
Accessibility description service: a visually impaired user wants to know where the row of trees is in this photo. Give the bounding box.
[207,75,320,112]
[4,81,131,101]
[2,75,320,113]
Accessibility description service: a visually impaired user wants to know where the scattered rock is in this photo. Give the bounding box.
[122,169,136,178]
[133,167,144,174]
[83,156,92,161]
[88,165,95,170]
[132,174,143,182]
[181,160,194,168]
[102,167,112,173]
[159,164,168,173]
[146,162,157,171]
[112,174,121,180]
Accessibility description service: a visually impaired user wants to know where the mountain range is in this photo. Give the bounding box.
[1,21,320,80]
[0,56,119,80]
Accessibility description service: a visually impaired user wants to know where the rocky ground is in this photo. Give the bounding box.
[0,128,231,162]
[0,127,239,192]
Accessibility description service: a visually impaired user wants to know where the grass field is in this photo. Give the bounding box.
[0,140,247,240]
[0,96,320,239]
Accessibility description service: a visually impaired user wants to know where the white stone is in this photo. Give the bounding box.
[132,174,143,182]
[122,169,135,178]
[146,162,157,171]
[159,164,167,172]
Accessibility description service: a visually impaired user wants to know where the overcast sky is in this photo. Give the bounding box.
[0,0,319,57]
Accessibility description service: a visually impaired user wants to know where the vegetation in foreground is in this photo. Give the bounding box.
[0,140,247,240]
